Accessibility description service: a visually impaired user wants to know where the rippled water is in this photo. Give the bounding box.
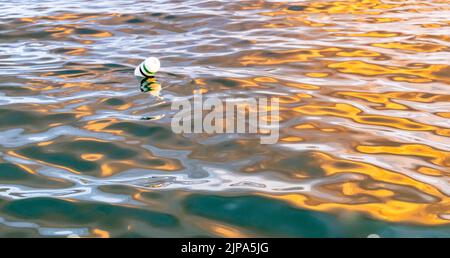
[0,0,449,237]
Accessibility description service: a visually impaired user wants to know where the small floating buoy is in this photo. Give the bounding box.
[134,57,160,77]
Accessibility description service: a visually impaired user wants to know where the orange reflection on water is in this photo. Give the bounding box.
[293,102,448,135]
[436,112,450,119]
[81,153,104,161]
[257,150,450,225]
[334,91,409,110]
[7,150,81,175]
[97,158,182,178]
[15,163,38,176]
[357,144,450,167]
[280,136,304,142]
[263,192,450,225]
[334,91,450,111]
[305,72,329,78]
[334,31,400,37]
[62,47,87,56]
[100,163,115,177]
[239,47,341,66]
[260,0,400,17]
[295,123,338,133]
[372,42,448,53]
[328,61,450,84]
[361,17,402,23]
[45,26,74,39]
[305,0,399,15]
[335,49,381,57]
[285,82,321,91]
[83,119,119,133]
[417,166,448,177]
[314,152,444,198]
[91,228,110,238]
[239,46,388,67]
[74,104,95,119]
[193,219,252,238]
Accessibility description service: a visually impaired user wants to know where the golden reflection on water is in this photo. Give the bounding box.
[357,144,450,167]
[333,91,450,110]
[258,150,450,224]
[293,103,450,136]
[328,61,450,84]
[372,42,448,53]
[190,218,252,238]
[235,0,449,226]
[91,228,110,238]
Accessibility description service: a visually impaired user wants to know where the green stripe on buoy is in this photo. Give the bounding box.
[142,63,154,75]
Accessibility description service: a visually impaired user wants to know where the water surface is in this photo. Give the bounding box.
[0,0,450,237]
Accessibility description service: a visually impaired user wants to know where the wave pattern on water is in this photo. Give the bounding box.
[0,0,449,237]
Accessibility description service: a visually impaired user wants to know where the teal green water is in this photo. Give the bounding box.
[1,0,450,237]
[2,194,450,237]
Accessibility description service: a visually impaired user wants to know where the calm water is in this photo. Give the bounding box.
[0,0,449,237]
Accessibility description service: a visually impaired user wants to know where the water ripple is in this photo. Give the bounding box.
[0,0,449,237]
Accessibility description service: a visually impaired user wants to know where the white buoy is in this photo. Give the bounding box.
[134,57,160,77]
